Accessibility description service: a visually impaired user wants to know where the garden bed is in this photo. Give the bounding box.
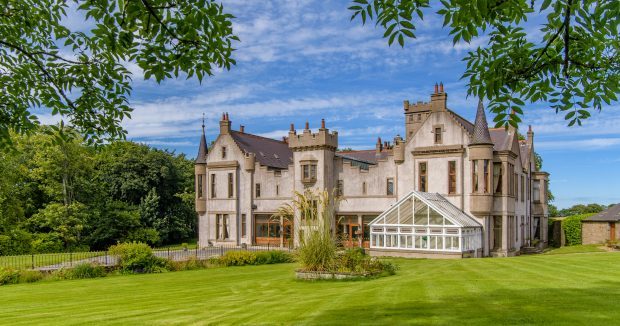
[295,269,378,280]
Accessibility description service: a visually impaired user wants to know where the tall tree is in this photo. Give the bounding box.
[0,0,238,147]
[349,0,619,127]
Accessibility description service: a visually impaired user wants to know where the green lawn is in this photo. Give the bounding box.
[544,244,606,255]
[2,252,620,325]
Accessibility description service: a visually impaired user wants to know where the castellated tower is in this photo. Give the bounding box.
[404,82,448,140]
[468,101,494,218]
[288,119,338,244]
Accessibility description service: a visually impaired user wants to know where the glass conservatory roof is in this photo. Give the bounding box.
[369,191,482,228]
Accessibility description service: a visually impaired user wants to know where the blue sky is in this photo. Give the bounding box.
[50,1,620,209]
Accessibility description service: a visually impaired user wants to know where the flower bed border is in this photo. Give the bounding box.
[295,269,378,280]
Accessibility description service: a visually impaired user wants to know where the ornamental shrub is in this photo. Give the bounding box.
[562,213,595,246]
[109,242,167,273]
[18,270,44,283]
[67,263,107,279]
[0,267,20,285]
[215,250,294,267]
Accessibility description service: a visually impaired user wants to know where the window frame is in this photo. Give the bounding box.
[386,178,394,196]
[227,172,234,198]
[448,160,457,194]
[221,146,227,159]
[210,174,216,198]
[255,183,261,198]
[419,162,427,192]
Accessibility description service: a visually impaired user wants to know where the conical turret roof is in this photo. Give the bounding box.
[195,118,208,164]
[471,100,493,145]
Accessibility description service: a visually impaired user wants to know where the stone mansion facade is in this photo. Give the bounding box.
[194,85,550,258]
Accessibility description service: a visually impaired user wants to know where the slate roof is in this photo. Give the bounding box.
[583,205,620,222]
[229,131,293,169]
[471,101,493,145]
[489,128,512,152]
[195,128,208,164]
[336,150,388,164]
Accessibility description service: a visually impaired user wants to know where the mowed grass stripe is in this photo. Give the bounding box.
[2,253,620,325]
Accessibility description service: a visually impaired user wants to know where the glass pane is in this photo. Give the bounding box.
[414,198,428,225]
[384,208,398,224]
[444,217,454,226]
[399,197,413,224]
[429,207,443,225]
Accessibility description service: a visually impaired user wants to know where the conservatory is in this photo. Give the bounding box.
[369,191,483,258]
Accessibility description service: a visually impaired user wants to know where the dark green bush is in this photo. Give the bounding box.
[562,213,595,246]
[329,248,399,276]
[109,242,167,273]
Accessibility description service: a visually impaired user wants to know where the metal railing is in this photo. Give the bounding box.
[0,244,295,271]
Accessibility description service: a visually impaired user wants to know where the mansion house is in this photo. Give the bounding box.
[194,85,550,258]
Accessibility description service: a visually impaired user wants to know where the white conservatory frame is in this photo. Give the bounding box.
[369,191,482,253]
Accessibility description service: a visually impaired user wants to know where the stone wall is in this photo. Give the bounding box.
[582,221,610,244]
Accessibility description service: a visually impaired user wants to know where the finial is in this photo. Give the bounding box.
[201,113,205,132]
[377,137,382,144]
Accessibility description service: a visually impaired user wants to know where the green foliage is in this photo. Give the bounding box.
[562,213,595,246]
[166,257,209,271]
[18,270,45,283]
[558,203,607,217]
[65,263,107,279]
[214,250,294,267]
[0,0,238,147]
[333,248,398,276]
[108,242,167,274]
[0,267,20,285]
[0,130,196,254]
[349,0,619,127]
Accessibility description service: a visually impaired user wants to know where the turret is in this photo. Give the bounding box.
[393,135,405,164]
[468,100,494,216]
[195,115,208,213]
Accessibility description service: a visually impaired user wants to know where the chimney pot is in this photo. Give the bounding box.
[221,113,225,121]
[321,119,325,129]
[290,123,295,132]
[434,83,438,94]
[305,121,309,130]
[439,82,444,93]
[240,125,245,133]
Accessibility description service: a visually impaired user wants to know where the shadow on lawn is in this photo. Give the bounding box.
[312,282,620,325]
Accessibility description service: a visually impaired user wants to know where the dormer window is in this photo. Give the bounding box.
[301,161,317,184]
[221,146,227,159]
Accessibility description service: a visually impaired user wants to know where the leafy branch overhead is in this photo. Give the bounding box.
[0,0,238,147]
[349,0,619,128]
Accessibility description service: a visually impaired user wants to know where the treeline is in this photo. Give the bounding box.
[549,203,614,218]
[0,127,196,255]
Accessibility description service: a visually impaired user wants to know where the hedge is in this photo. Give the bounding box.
[562,213,595,246]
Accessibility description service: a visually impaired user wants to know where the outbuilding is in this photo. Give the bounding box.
[582,205,620,245]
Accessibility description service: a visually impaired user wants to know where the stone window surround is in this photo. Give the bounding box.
[300,159,318,184]
[432,124,445,144]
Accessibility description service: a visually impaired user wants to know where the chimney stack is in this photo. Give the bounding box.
[219,112,231,134]
[240,125,245,133]
[376,137,383,153]
[321,118,326,130]
[305,121,310,130]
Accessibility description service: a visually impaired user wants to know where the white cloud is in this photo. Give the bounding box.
[536,138,620,150]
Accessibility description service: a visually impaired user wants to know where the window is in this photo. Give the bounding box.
[526,177,530,201]
[516,173,520,201]
[472,160,479,193]
[362,182,367,195]
[221,146,227,159]
[255,183,261,198]
[276,184,280,196]
[521,175,525,202]
[493,163,502,194]
[227,173,234,198]
[419,162,427,192]
[336,180,343,197]
[210,174,216,198]
[483,160,490,193]
[434,127,442,144]
[274,170,281,177]
[409,114,414,122]
[416,114,422,122]
[507,163,515,196]
[387,178,394,196]
[197,174,204,198]
[301,162,317,183]
[216,214,229,240]
[448,161,456,194]
[241,214,247,238]
[533,180,541,202]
